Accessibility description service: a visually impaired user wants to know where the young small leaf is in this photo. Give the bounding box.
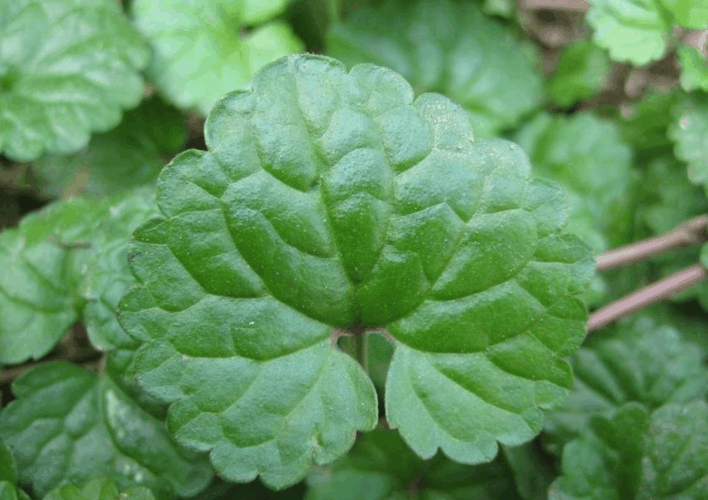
[32,97,187,198]
[118,54,592,487]
[0,0,148,161]
[132,0,304,115]
[43,478,156,500]
[585,0,671,65]
[326,0,543,136]
[546,42,610,108]
[0,362,213,500]
[668,93,708,193]
[544,315,708,450]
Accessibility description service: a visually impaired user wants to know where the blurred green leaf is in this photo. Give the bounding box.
[32,97,187,198]
[547,42,610,108]
[0,0,148,161]
[132,0,304,115]
[327,0,543,136]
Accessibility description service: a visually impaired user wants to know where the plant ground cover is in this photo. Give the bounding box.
[0,0,707,499]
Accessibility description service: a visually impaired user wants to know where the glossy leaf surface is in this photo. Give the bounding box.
[132,0,304,114]
[119,54,592,487]
[0,0,148,161]
[326,0,543,136]
[0,362,213,500]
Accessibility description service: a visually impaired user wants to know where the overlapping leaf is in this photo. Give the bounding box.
[0,0,149,161]
[326,0,543,136]
[0,187,158,364]
[544,315,708,451]
[43,478,156,500]
[514,112,634,254]
[0,438,30,500]
[546,42,610,108]
[131,0,304,115]
[32,97,187,198]
[668,93,708,192]
[118,54,592,488]
[306,428,522,500]
[0,362,213,500]
[549,401,708,499]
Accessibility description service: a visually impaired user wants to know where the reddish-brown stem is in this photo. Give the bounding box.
[587,264,708,332]
[596,215,708,272]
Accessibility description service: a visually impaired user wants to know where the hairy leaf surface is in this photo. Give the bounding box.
[306,428,521,500]
[43,478,155,500]
[0,188,158,363]
[0,0,148,161]
[118,54,592,488]
[544,316,708,451]
[0,362,212,500]
[32,97,186,198]
[550,401,708,499]
[132,0,304,115]
[326,0,543,136]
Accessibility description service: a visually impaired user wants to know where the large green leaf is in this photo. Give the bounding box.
[306,427,522,500]
[550,401,708,499]
[0,362,213,500]
[0,188,158,364]
[0,0,149,161]
[131,0,304,115]
[31,97,187,198]
[585,0,672,65]
[544,315,708,452]
[118,54,592,488]
[43,478,156,500]
[668,93,708,193]
[546,42,610,108]
[326,0,543,137]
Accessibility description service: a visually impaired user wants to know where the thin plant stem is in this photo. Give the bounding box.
[596,215,708,272]
[587,263,708,332]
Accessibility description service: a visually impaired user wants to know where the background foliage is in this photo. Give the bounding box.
[0,0,707,499]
